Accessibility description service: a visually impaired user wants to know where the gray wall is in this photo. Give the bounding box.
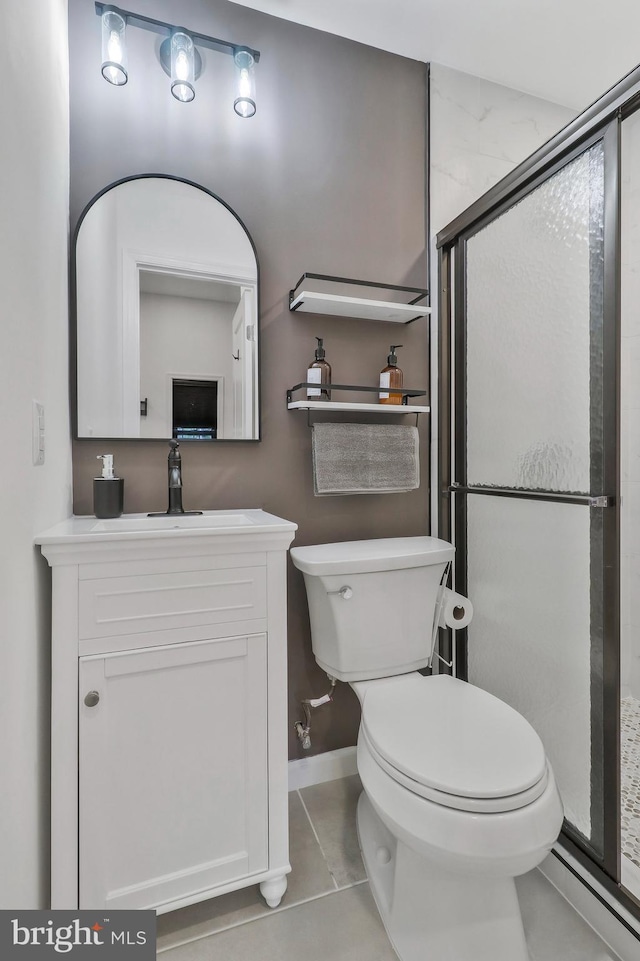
[69,0,428,757]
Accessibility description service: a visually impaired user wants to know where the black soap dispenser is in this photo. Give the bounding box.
[93,454,124,519]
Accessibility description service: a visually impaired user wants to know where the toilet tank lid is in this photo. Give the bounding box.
[290,536,454,576]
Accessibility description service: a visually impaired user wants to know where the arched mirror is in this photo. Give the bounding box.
[74,176,259,440]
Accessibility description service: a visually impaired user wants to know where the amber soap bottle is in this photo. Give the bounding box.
[307,337,332,401]
[379,345,404,404]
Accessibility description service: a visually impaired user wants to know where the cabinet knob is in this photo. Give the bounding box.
[84,691,100,708]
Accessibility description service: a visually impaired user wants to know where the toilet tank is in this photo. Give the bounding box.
[290,537,455,681]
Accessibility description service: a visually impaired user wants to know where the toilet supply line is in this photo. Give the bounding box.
[294,676,338,750]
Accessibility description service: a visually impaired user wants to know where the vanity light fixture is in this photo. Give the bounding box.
[95,2,260,115]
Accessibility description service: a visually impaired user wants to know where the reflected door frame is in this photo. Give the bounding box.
[122,249,255,438]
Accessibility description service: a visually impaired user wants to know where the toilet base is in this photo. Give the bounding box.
[357,792,531,961]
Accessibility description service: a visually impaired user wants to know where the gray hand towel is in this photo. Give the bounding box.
[311,423,419,495]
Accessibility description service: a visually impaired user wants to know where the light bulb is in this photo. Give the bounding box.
[175,50,189,82]
[239,68,251,99]
[107,29,122,62]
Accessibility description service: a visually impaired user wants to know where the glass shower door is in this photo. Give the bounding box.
[450,135,617,867]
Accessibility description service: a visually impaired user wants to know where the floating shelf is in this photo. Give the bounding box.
[290,291,431,323]
[289,273,430,325]
[288,400,431,413]
[287,383,430,415]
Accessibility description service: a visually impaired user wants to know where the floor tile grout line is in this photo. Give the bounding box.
[296,788,340,891]
[156,880,369,954]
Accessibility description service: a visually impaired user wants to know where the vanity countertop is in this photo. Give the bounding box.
[36,509,297,557]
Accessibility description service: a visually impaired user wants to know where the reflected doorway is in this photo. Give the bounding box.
[172,378,219,441]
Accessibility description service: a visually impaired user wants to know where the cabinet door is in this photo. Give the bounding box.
[79,634,268,910]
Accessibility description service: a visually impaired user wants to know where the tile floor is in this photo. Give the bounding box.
[158,774,622,961]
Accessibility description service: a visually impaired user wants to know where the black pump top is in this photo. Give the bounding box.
[387,344,403,366]
[315,336,326,360]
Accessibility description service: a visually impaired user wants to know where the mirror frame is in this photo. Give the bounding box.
[71,173,261,442]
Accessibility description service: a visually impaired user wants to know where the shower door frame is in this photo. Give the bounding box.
[437,67,640,925]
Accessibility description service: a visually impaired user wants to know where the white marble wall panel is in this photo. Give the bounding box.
[429,63,576,236]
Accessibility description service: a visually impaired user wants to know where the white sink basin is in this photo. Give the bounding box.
[91,513,254,533]
[35,510,297,548]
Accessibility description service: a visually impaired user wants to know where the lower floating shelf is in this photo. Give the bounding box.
[288,400,431,413]
[286,382,430,414]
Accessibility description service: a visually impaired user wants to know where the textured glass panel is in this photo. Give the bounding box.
[466,494,598,847]
[466,142,604,492]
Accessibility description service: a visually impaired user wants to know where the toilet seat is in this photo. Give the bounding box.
[360,673,548,814]
[361,728,549,813]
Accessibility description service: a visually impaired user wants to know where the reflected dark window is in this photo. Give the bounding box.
[172,379,217,440]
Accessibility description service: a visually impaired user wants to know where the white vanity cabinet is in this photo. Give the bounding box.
[37,510,297,914]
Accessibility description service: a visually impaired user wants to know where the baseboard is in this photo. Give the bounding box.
[288,746,358,791]
[539,849,640,961]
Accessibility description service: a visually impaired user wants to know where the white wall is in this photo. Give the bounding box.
[0,0,71,908]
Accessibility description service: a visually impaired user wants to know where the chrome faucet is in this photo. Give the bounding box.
[148,440,203,517]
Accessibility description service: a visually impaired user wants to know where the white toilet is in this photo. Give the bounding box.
[290,536,564,961]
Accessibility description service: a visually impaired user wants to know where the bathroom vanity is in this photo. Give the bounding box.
[37,510,297,913]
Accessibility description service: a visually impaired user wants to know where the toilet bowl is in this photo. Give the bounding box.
[290,537,564,961]
[354,673,562,960]
[356,673,562,875]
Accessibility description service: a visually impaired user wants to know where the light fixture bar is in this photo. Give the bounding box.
[94,2,260,62]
